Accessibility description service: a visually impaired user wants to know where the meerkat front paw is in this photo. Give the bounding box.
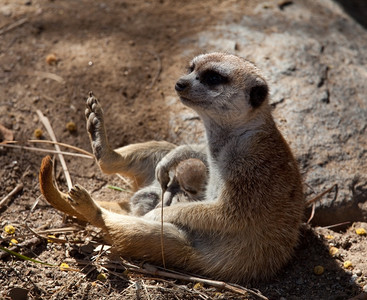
[67,184,104,227]
[85,92,109,161]
[155,161,171,192]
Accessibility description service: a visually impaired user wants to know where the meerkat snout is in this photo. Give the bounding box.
[175,79,189,92]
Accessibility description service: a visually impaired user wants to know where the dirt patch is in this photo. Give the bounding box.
[0,0,366,299]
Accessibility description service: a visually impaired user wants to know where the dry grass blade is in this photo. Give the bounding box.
[33,71,65,84]
[160,187,166,269]
[0,183,23,209]
[2,139,93,158]
[0,143,92,159]
[0,17,28,35]
[0,237,41,260]
[28,139,93,157]
[2,227,81,241]
[0,245,56,267]
[322,221,351,229]
[116,174,133,191]
[306,184,338,207]
[307,202,316,224]
[36,110,73,190]
[306,184,338,224]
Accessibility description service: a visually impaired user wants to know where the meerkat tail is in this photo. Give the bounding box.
[39,156,88,221]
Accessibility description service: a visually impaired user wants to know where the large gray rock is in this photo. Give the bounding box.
[169,0,367,227]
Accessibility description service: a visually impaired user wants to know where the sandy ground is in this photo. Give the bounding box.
[0,0,366,299]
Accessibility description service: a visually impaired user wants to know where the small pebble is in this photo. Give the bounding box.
[329,246,339,256]
[354,269,362,276]
[314,265,324,275]
[363,284,367,292]
[355,228,366,236]
[59,263,69,271]
[97,272,107,282]
[350,274,358,284]
[4,224,15,234]
[344,260,353,269]
[34,128,43,139]
[46,53,57,65]
[66,121,77,133]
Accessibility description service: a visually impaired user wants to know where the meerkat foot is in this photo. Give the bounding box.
[85,92,110,161]
[67,184,104,227]
[130,188,160,216]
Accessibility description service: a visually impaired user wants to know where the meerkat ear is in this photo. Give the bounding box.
[249,80,269,108]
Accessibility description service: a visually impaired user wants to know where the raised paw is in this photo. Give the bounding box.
[85,92,109,160]
[68,184,93,208]
[67,184,104,227]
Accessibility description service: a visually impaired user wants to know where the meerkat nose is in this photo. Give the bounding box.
[175,79,189,92]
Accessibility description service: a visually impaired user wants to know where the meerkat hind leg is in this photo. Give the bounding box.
[85,92,176,189]
[67,184,203,273]
[85,92,117,163]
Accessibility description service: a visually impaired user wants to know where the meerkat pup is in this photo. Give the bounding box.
[39,53,304,283]
[130,158,208,216]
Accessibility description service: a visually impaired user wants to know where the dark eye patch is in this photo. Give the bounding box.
[200,70,228,86]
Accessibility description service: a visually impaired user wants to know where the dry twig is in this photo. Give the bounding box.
[0,183,23,209]
[0,17,28,36]
[123,261,268,299]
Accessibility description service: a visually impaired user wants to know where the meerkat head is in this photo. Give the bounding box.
[175,53,269,126]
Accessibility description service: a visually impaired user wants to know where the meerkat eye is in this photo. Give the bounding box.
[183,187,197,195]
[187,64,195,73]
[201,70,228,86]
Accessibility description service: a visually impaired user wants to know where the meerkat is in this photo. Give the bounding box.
[131,158,208,216]
[39,52,304,283]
